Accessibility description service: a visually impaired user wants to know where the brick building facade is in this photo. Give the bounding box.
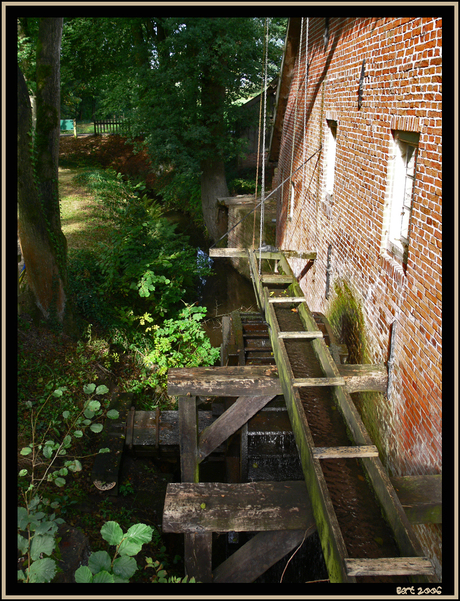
[269,17,442,578]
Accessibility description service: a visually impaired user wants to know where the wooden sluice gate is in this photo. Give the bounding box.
[160,247,439,583]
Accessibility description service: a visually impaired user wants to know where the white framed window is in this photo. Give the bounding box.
[385,130,419,264]
[325,119,337,200]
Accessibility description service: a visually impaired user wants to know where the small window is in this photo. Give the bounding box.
[325,119,337,200]
[385,130,419,264]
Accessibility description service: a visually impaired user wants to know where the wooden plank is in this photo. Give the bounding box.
[209,248,249,258]
[261,274,294,284]
[269,296,307,303]
[337,363,388,393]
[390,475,442,524]
[312,445,379,459]
[163,481,314,533]
[213,528,314,583]
[168,366,282,397]
[292,377,345,387]
[231,310,245,366]
[198,395,276,462]
[278,330,323,339]
[345,557,435,577]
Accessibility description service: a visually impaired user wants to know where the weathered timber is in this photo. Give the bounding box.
[162,481,314,533]
[131,410,215,448]
[269,296,307,303]
[312,445,379,459]
[178,397,199,483]
[251,257,354,583]
[208,248,316,261]
[345,557,435,577]
[167,366,282,397]
[261,274,294,284]
[261,257,437,580]
[278,330,323,339]
[92,392,133,493]
[198,395,276,462]
[292,377,345,387]
[337,363,388,393]
[231,310,245,365]
[184,532,213,583]
[178,396,213,582]
[390,475,442,524]
[212,528,314,583]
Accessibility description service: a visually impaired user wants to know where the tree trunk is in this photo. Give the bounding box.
[17,17,68,325]
[200,157,229,243]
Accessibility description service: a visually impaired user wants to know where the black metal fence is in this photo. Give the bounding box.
[93,118,131,136]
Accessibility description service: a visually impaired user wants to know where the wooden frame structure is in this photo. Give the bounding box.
[193,247,438,583]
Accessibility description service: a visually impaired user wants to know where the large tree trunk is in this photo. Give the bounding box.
[17,17,67,324]
[199,28,230,244]
[200,157,229,244]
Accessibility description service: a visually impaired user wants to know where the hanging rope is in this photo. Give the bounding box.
[252,21,267,251]
[258,17,270,274]
[288,17,304,222]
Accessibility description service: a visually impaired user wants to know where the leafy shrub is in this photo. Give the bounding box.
[75,521,153,583]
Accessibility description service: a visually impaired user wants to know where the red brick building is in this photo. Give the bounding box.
[269,17,442,578]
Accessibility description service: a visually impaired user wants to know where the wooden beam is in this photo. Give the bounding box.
[209,248,249,258]
[312,445,379,459]
[261,274,294,284]
[198,395,276,462]
[212,529,314,583]
[292,377,345,387]
[390,475,442,524]
[168,366,282,397]
[278,330,323,339]
[345,557,435,577]
[337,363,388,393]
[269,296,307,303]
[163,481,314,533]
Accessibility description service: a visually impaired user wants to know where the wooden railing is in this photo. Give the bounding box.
[93,118,130,136]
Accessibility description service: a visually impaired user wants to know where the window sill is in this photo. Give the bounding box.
[379,250,407,286]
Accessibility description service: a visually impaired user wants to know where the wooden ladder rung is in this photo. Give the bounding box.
[345,556,435,577]
[261,275,293,284]
[278,331,323,339]
[312,445,379,459]
[268,297,307,303]
[292,377,345,387]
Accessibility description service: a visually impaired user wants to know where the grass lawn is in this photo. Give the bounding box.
[59,167,111,250]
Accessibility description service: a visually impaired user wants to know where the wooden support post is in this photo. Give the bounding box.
[198,395,276,462]
[177,396,212,582]
[293,377,345,387]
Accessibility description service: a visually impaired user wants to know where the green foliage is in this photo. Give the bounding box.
[75,521,153,583]
[145,557,198,583]
[18,383,118,583]
[327,279,369,364]
[73,168,211,318]
[118,304,219,401]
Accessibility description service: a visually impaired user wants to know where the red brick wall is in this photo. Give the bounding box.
[274,17,442,576]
